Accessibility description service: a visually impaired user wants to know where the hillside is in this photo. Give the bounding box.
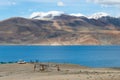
[0,14,120,45]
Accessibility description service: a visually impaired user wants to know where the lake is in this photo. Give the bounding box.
[0,45,120,67]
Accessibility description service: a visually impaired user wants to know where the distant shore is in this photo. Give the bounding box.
[0,44,120,47]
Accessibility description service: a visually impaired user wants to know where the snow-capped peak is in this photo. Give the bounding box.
[88,12,109,19]
[30,11,64,20]
[70,13,85,17]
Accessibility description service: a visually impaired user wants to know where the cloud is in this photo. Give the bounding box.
[11,2,16,5]
[19,0,59,3]
[0,0,16,6]
[87,0,120,6]
[0,0,58,6]
[57,1,65,6]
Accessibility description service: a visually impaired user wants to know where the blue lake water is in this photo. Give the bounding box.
[0,46,120,67]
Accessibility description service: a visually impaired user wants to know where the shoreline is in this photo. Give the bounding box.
[0,63,120,80]
[0,62,120,68]
[0,44,120,46]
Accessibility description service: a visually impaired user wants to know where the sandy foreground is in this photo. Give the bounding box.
[0,63,120,80]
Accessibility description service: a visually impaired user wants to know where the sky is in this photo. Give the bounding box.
[0,0,120,20]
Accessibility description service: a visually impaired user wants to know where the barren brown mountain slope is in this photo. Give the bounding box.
[0,15,120,45]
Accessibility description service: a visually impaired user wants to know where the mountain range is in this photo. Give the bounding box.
[0,12,120,45]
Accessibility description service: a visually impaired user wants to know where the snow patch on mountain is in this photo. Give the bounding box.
[88,12,109,19]
[70,13,85,17]
[30,11,64,20]
[30,11,112,20]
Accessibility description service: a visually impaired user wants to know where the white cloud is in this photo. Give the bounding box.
[11,2,16,5]
[87,0,120,6]
[0,1,16,6]
[0,0,58,6]
[18,0,59,3]
[57,1,65,6]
